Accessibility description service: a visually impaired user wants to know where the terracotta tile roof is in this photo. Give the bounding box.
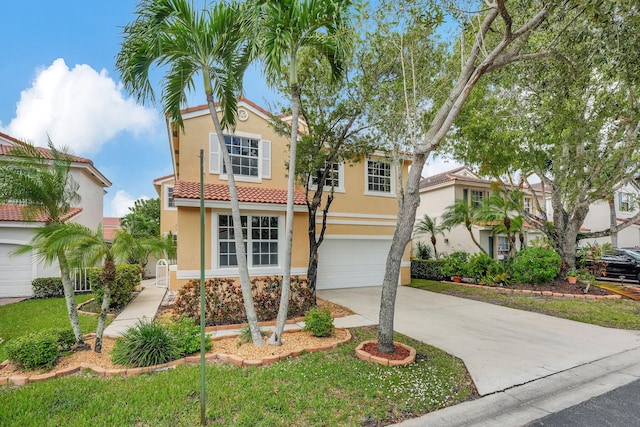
[173,181,307,206]
[0,132,93,165]
[103,217,122,241]
[420,166,490,189]
[0,204,82,223]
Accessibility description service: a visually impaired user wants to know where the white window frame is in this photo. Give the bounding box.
[523,197,532,214]
[213,212,284,274]
[309,161,345,192]
[471,190,485,209]
[364,159,395,197]
[497,236,509,259]
[619,192,636,212]
[165,184,176,211]
[209,131,271,183]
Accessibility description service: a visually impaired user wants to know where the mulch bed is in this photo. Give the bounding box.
[362,342,410,360]
[504,280,611,296]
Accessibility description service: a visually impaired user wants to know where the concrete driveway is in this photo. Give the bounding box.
[318,286,640,396]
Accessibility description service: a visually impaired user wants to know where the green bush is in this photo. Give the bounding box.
[510,247,562,285]
[303,307,334,337]
[410,259,446,280]
[111,320,180,367]
[174,276,314,326]
[89,264,140,310]
[4,328,74,370]
[32,277,64,299]
[440,252,469,278]
[414,241,433,260]
[466,253,503,282]
[167,316,211,357]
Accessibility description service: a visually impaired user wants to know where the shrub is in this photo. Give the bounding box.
[111,320,180,367]
[32,277,64,299]
[303,307,334,337]
[89,264,140,310]
[510,247,562,285]
[5,328,75,370]
[440,252,469,278]
[238,325,270,345]
[414,241,433,260]
[174,276,314,326]
[466,253,502,282]
[167,316,211,357]
[410,259,446,280]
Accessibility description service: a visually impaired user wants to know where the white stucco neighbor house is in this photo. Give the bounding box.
[0,132,111,297]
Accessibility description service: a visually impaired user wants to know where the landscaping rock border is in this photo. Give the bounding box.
[355,340,416,366]
[455,282,622,300]
[0,329,352,387]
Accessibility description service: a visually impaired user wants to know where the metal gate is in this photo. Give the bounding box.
[156,259,169,288]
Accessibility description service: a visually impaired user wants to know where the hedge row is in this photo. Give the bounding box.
[410,259,447,281]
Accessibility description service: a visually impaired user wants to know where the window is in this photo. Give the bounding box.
[471,190,485,209]
[223,135,259,177]
[209,133,271,181]
[311,162,343,190]
[523,197,532,214]
[497,236,509,259]
[366,160,392,193]
[165,185,176,210]
[218,214,279,267]
[619,192,636,212]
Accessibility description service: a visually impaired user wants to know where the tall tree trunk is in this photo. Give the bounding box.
[205,86,263,346]
[466,225,487,254]
[58,251,86,348]
[94,259,116,353]
[430,236,438,258]
[270,80,301,345]
[608,197,618,248]
[306,187,333,302]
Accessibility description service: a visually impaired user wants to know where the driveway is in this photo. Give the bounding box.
[318,286,640,396]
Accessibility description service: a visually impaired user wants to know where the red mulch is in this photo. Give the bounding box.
[506,279,611,296]
[362,342,411,360]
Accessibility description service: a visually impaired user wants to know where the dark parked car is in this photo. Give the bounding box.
[589,248,640,282]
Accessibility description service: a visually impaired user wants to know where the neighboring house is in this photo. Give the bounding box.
[0,132,111,297]
[417,166,544,258]
[102,217,122,242]
[156,97,411,290]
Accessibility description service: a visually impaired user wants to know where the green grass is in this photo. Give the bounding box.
[0,294,107,361]
[0,327,475,426]
[410,279,640,329]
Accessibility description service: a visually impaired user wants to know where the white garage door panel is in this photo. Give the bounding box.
[0,244,33,297]
[317,239,391,290]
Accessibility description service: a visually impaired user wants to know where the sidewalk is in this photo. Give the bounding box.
[103,279,167,338]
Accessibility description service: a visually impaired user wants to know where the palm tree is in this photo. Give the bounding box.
[477,193,521,257]
[441,199,487,254]
[251,0,354,346]
[0,140,87,347]
[413,214,444,258]
[68,225,171,352]
[116,0,265,345]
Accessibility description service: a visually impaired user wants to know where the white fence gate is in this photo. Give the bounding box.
[156,259,169,288]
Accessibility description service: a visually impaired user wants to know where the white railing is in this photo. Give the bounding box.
[156,259,169,288]
[72,267,91,293]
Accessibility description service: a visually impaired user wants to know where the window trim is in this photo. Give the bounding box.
[212,212,284,272]
[209,131,270,183]
[364,158,395,197]
[309,161,345,193]
[470,190,485,209]
[619,192,636,213]
[164,184,176,211]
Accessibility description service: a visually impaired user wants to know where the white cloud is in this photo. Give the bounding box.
[1,58,159,155]
[109,190,149,217]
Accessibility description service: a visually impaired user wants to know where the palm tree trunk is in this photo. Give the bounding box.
[466,226,487,254]
[58,251,86,347]
[269,80,300,345]
[204,81,263,346]
[94,259,116,353]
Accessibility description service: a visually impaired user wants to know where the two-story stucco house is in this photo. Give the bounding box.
[416,166,545,258]
[155,97,411,290]
[0,132,111,297]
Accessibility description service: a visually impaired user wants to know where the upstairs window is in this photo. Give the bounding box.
[366,160,392,194]
[619,192,636,212]
[523,197,532,214]
[165,185,176,210]
[311,162,343,191]
[210,133,271,182]
[471,190,485,209]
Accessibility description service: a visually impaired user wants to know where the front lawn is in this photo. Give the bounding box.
[410,279,640,329]
[0,327,475,426]
[0,294,105,361]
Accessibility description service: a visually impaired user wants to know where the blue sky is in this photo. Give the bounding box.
[1,1,283,217]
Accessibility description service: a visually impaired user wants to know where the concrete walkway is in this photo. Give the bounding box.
[318,286,640,396]
[103,279,167,338]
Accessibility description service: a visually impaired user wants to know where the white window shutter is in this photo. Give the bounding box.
[261,140,271,179]
[210,133,220,174]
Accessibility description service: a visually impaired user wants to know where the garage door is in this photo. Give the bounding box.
[316,239,391,290]
[0,244,33,297]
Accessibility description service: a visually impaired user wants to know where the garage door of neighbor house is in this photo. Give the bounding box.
[316,239,391,290]
[0,244,33,297]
